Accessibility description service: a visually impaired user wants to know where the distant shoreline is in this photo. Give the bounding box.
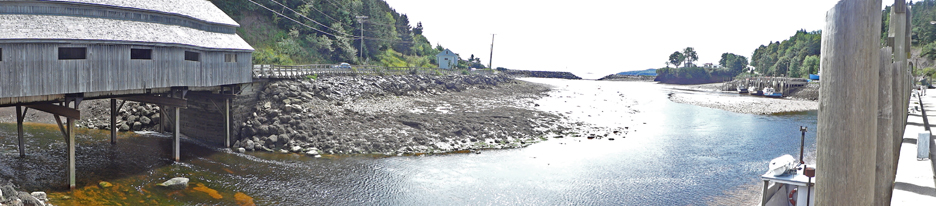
[596,74,655,81]
[664,82,819,115]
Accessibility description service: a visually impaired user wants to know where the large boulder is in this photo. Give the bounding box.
[1,184,15,201]
[29,191,47,202]
[157,177,189,190]
[17,191,43,206]
[244,140,255,151]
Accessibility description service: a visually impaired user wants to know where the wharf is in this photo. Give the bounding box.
[892,88,936,205]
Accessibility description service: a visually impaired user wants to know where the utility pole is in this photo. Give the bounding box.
[488,34,495,69]
[356,15,368,64]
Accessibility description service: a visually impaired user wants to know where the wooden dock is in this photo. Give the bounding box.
[891,89,936,204]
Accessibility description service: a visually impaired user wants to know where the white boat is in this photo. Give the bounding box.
[764,87,782,98]
[760,160,815,206]
[738,84,749,93]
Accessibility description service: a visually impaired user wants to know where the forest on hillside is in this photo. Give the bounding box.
[656,1,936,84]
[749,30,821,78]
[209,0,485,69]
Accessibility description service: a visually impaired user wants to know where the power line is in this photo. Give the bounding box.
[360,37,414,44]
[300,0,340,23]
[266,0,351,36]
[320,0,348,12]
[246,0,338,37]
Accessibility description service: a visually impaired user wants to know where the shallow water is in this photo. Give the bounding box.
[0,79,816,205]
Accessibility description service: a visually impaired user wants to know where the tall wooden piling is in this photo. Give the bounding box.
[174,106,180,162]
[225,98,231,148]
[887,0,913,185]
[110,99,117,144]
[67,100,77,189]
[16,105,24,157]
[875,47,895,206]
[816,0,882,205]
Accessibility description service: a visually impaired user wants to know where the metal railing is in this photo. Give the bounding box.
[252,64,494,79]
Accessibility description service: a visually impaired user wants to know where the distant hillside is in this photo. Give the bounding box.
[209,0,482,69]
[617,69,657,76]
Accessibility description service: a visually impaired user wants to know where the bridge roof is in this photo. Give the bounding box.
[44,0,239,26]
[0,14,253,51]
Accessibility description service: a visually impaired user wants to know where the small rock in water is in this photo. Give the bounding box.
[290,146,302,153]
[157,177,189,190]
[306,150,319,156]
[98,181,113,188]
[237,147,246,153]
[608,138,615,141]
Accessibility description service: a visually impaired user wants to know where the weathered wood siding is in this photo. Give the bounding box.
[0,43,251,98]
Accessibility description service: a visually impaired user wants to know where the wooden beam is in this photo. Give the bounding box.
[118,95,187,108]
[202,93,237,100]
[26,103,80,119]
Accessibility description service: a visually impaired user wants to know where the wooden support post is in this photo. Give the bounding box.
[890,4,912,185]
[816,0,882,205]
[875,47,896,206]
[110,98,116,144]
[67,99,77,189]
[174,106,180,162]
[225,98,231,148]
[158,104,164,133]
[16,105,25,157]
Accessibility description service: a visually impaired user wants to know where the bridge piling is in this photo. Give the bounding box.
[110,99,116,144]
[225,98,231,148]
[66,97,80,189]
[16,105,24,157]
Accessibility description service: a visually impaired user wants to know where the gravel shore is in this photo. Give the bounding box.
[665,83,819,115]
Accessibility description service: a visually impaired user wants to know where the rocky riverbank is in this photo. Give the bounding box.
[0,100,161,132]
[0,74,582,156]
[234,74,574,156]
[0,179,50,206]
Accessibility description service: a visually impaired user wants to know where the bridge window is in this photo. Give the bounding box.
[131,49,152,60]
[184,51,199,61]
[58,47,86,60]
[225,53,237,62]
[0,48,3,61]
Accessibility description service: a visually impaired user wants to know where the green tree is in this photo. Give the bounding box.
[750,30,821,77]
[683,47,698,67]
[799,55,820,78]
[413,22,424,35]
[669,51,685,68]
[719,53,749,76]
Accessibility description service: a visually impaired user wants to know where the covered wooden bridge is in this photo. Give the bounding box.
[0,0,253,188]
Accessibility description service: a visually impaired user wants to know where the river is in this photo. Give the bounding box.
[0,78,817,205]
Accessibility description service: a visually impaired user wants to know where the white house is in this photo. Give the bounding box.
[436,49,458,69]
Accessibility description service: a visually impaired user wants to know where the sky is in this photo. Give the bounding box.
[383,0,893,79]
